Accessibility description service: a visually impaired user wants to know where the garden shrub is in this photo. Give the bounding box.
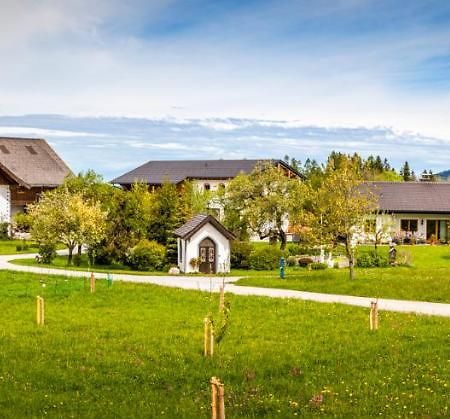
[13,213,32,232]
[230,241,254,269]
[248,246,284,270]
[38,243,57,264]
[287,244,320,256]
[310,262,327,270]
[356,250,389,268]
[126,239,166,271]
[286,256,299,266]
[0,222,9,240]
[73,254,82,267]
[298,256,314,267]
[92,244,114,265]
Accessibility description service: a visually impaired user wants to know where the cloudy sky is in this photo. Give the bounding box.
[0,0,449,179]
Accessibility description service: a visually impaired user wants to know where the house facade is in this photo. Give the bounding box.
[0,137,72,224]
[361,182,450,244]
[174,214,235,274]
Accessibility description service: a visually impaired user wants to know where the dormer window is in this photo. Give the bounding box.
[25,145,37,155]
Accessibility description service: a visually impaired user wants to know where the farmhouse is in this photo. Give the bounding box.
[111,159,301,191]
[0,137,72,223]
[366,182,450,243]
[174,214,235,274]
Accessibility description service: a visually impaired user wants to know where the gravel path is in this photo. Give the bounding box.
[2,252,450,318]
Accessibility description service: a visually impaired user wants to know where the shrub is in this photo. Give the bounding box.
[287,244,320,256]
[0,222,9,240]
[13,212,32,232]
[16,240,30,252]
[356,251,389,268]
[286,256,299,267]
[230,241,253,269]
[248,246,284,270]
[310,262,327,270]
[73,254,82,267]
[126,240,166,271]
[298,256,314,267]
[38,243,57,264]
[92,245,114,265]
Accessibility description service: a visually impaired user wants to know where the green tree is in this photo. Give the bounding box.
[296,160,378,280]
[29,189,107,264]
[222,162,301,249]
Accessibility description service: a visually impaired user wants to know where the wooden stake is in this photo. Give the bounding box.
[90,272,95,293]
[219,286,225,312]
[204,317,214,356]
[211,377,218,419]
[369,300,379,330]
[210,377,225,419]
[36,296,44,326]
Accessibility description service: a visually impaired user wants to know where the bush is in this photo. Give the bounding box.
[38,243,57,264]
[126,240,166,271]
[286,244,320,256]
[73,254,82,267]
[310,262,327,270]
[298,256,314,267]
[230,241,254,269]
[16,240,30,252]
[286,256,299,267]
[356,251,389,268]
[0,222,9,240]
[248,246,284,270]
[13,212,32,232]
[92,245,114,265]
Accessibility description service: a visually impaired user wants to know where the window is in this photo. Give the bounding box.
[25,145,37,155]
[204,183,211,191]
[401,219,418,232]
[364,219,376,233]
[218,183,226,190]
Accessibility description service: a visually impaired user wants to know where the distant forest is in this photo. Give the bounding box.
[283,151,446,183]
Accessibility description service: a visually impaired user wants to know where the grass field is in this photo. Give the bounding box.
[236,245,450,303]
[11,254,169,276]
[0,239,39,255]
[0,270,449,417]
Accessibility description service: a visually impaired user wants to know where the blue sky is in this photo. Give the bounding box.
[0,1,450,178]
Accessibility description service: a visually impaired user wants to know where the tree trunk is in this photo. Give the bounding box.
[77,244,82,257]
[346,239,355,280]
[279,229,287,250]
[67,246,74,265]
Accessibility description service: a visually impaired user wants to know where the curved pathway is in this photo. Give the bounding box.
[1,252,450,318]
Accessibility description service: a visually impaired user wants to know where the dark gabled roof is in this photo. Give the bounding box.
[174,214,236,240]
[368,181,450,213]
[111,159,302,185]
[0,137,72,188]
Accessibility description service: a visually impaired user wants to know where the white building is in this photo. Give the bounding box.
[174,214,235,274]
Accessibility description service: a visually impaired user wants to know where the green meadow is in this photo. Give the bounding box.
[236,245,450,303]
[0,270,449,418]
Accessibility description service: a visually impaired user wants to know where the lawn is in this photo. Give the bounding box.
[235,245,450,303]
[0,270,449,417]
[0,239,39,255]
[10,254,169,276]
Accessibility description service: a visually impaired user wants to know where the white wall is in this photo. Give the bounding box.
[178,223,231,273]
[0,185,10,223]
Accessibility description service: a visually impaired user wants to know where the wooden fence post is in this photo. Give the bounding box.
[204,317,214,356]
[36,296,45,326]
[211,377,225,419]
[369,300,379,330]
